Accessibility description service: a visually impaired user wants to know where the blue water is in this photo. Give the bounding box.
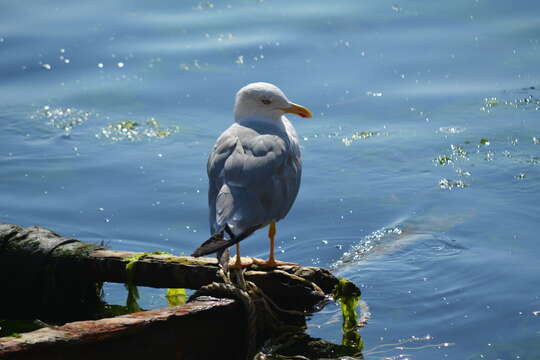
[2,1,540,358]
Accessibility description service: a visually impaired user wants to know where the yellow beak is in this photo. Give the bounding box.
[282,102,313,118]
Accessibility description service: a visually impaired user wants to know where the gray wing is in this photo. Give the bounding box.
[207,124,301,237]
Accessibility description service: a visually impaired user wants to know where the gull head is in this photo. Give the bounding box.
[234,82,312,122]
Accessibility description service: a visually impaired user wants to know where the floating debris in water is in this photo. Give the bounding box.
[439,178,467,190]
[450,144,468,159]
[433,145,467,166]
[97,118,180,142]
[342,131,386,146]
[485,97,499,106]
[433,140,495,169]
[433,131,537,190]
[505,95,540,110]
[481,91,540,112]
[434,155,452,166]
[31,105,91,134]
[480,97,499,112]
[41,63,52,71]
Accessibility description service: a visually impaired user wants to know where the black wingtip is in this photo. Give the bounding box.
[191,230,230,257]
[191,224,261,257]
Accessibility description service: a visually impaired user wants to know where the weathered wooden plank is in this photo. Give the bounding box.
[86,249,221,289]
[0,223,337,317]
[0,223,362,359]
[0,223,337,288]
[0,297,246,360]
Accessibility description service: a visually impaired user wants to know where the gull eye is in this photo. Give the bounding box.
[261,99,271,105]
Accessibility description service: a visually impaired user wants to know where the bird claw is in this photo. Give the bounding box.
[252,258,298,268]
[228,256,255,269]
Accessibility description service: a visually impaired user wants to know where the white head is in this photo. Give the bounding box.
[234,82,312,123]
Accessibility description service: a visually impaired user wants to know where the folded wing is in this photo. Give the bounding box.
[207,123,301,239]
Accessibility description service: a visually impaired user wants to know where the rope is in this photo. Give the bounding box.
[189,267,367,360]
[189,269,258,360]
[248,282,328,317]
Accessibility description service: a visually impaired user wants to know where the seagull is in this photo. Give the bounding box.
[192,82,313,268]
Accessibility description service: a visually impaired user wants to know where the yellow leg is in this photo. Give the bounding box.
[229,243,254,269]
[252,221,298,268]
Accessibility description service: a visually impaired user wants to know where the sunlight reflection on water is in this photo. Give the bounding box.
[1,0,540,358]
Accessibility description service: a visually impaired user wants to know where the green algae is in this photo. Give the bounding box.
[450,144,468,158]
[481,92,540,113]
[123,253,150,313]
[434,154,452,165]
[123,251,190,311]
[166,288,187,306]
[351,131,379,139]
[332,278,363,352]
[98,118,180,142]
[122,251,175,312]
[486,98,499,106]
[342,130,387,146]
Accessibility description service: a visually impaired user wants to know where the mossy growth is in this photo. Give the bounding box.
[123,253,149,313]
[122,251,188,311]
[166,288,187,306]
[333,278,363,352]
